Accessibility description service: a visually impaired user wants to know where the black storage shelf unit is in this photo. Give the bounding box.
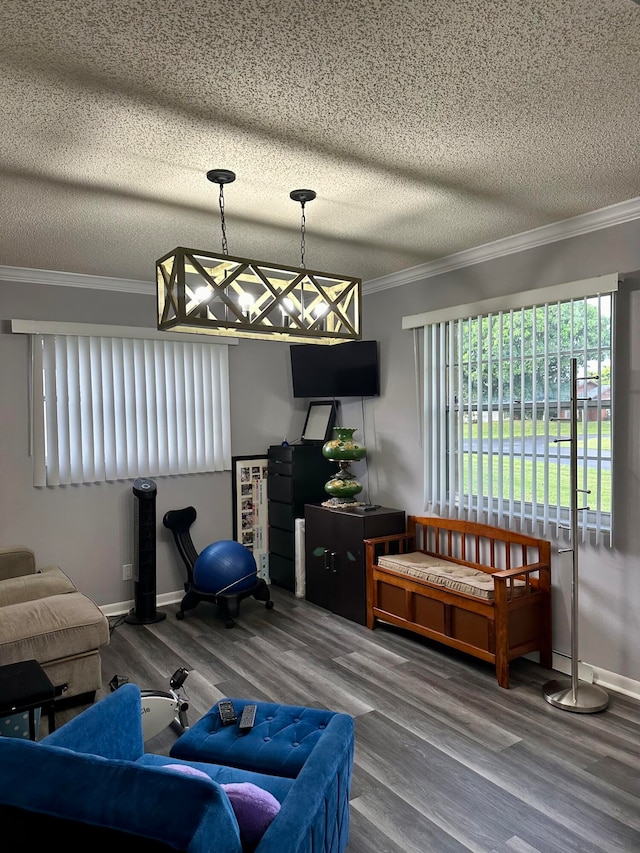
[267,444,335,592]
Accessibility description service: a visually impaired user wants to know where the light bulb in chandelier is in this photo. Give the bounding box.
[239,292,253,318]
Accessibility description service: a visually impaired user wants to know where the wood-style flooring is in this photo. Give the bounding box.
[86,587,640,852]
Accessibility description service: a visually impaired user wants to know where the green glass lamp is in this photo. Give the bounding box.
[322,427,367,506]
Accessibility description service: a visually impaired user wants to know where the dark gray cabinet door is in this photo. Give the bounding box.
[304,504,405,624]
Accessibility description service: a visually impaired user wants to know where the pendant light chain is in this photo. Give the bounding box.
[206,169,236,256]
[289,188,316,270]
[300,201,307,269]
[219,183,229,256]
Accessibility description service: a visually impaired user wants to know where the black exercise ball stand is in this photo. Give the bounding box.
[162,506,273,628]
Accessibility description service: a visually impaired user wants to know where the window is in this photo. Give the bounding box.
[406,276,617,545]
[30,331,231,486]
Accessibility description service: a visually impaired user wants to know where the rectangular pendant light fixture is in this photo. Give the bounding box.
[156,171,362,344]
[156,247,361,344]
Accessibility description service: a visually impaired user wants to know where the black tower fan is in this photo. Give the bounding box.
[125,477,166,624]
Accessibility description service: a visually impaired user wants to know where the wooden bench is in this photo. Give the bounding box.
[365,516,552,688]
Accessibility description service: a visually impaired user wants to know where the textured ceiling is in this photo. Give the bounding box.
[0,0,639,286]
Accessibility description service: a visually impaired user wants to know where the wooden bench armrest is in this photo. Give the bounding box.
[364,532,413,547]
[493,561,549,580]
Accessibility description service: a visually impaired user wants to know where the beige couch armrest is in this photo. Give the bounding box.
[0,547,37,581]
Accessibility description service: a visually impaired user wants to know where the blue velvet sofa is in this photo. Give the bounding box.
[0,683,354,853]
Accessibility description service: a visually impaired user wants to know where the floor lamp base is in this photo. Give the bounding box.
[543,678,609,713]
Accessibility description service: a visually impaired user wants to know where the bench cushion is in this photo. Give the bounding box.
[377,552,524,600]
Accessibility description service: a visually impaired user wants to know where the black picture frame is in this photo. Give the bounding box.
[301,400,338,443]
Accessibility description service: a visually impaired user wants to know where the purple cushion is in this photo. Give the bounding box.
[161,765,280,851]
[221,782,281,852]
[162,763,212,781]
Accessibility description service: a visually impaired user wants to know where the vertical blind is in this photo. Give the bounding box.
[417,285,615,545]
[32,334,231,486]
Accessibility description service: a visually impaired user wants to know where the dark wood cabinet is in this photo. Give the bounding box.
[267,445,335,592]
[304,503,405,625]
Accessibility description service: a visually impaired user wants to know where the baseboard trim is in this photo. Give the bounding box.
[101,590,183,618]
[550,652,640,702]
[590,666,640,702]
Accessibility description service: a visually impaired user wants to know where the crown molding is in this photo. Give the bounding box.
[2,195,640,297]
[364,196,640,294]
[0,265,154,294]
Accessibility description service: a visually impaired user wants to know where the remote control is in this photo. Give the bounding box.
[238,703,257,733]
[218,699,238,726]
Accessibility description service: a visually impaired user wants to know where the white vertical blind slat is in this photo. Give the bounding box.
[455,320,464,519]
[101,338,117,482]
[174,343,189,473]
[518,308,526,531]
[580,298,589,543]
[423,325,433,510]
[218,345,232,469]
[447,320,457,517]
[594,295,603,543]
[486,314,494,526]
[531,306,539,533]
[191,345,206,471]
[437,322,447,511]
[182,343,197,474]
[153,341,169,476]
[212,346,225,471]
[89,337,105,482]
[55,336,71,484]
[607,292,615,547]
[32,336,46,487]
[507,311,515,528]
[466,320,474,519]
[201,347,215,471]
[142,340,157,475]
[129,340,152,475]
[122,339,138,478]
[164,344,179,474]
[112,339,128,480]
[44,338,61,485]
[554,305,562,535]
[541,305,550,536]
[65,337,83,484]
[496,314,505,526]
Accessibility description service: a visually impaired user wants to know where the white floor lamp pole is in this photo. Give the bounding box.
[543,358,609,713]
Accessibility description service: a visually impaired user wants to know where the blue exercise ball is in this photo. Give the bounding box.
[193,540,257,595]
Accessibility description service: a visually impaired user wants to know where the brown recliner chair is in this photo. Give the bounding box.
[0,548,110,707]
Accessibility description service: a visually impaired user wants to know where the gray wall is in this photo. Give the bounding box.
[1,215,639,685]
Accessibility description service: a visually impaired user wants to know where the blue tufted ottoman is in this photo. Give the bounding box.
[170,699,340,779]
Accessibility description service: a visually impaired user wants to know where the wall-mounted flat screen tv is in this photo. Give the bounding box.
[290,340,380,399]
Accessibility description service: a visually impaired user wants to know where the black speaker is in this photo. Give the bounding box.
[125,478,166,625]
